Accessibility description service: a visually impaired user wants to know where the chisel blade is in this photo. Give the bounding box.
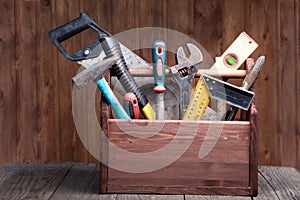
[202,74,255,110]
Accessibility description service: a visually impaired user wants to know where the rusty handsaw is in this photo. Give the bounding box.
[49,13,156,120]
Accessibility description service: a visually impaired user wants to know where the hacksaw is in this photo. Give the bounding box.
[183,32,258,120]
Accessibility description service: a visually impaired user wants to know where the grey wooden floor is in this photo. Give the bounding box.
[0,163,299,200]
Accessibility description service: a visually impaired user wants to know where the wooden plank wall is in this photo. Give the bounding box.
[0,0,299,169]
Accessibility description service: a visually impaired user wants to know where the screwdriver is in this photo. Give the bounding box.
[152,40,167,120]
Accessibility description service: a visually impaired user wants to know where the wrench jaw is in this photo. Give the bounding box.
[186,43,203,64]
[176,43,203,65]
[170,61,196,83]
[171,43,203,83]
[169,43,203,119]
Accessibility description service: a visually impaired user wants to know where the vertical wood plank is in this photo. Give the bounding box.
[79,0,102,163]
[55,0,87,161]
[37,0,60,162]
[193,0,222,110]
[296,0,300,169]
[70,1,89,163]
[69,0,89,162]
[15,0,39,162]
[54,0,84,162]
[0,0,17,165]
[221,0,245,45]
[49,0,62,163]
[53,0,71,162]
[166,0,194,67]
[193,0,222,60]
[111,0,135,35]
[245,0,281,166]
[94,0,112,165]
[135,0,165,63]
[219,0,245,114]
[277,0,297,167]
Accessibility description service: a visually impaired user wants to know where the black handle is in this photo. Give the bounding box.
[49,13,111,61]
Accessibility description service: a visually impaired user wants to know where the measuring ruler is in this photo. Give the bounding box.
[183,32,258,120]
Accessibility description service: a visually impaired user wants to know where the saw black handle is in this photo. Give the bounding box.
[49,13,110,61]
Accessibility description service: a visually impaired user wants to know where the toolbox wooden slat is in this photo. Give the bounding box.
[100,72,258,196]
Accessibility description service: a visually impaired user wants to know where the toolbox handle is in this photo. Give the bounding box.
[49,13,111,61]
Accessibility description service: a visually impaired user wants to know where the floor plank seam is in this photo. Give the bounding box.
[258,170,280,200]
[48,163,73,200]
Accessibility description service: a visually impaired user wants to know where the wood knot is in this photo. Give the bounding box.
[42,0,50,6]
[193,10,203,19]
[0,89,4,107]
[0,38,3,46]
[280,34,288,43]
[264,75,268,81]
[264,148,270,159]
[0,89,3,99]
[263,32,268,39]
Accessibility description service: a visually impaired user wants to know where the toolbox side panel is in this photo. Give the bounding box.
[105,120,251,195]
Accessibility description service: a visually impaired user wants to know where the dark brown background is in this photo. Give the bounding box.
[0,0,299,169]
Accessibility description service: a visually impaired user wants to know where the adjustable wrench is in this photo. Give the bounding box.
[170,43,203,119]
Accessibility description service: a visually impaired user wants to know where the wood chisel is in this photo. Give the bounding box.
[49,13,156,120]
[183,32,258,120]
[152,40,167,120]
[222,56,265,120]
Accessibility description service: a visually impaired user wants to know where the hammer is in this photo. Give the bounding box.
[72,56,130,119]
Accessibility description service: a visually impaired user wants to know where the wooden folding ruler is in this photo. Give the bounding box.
[183,32,258,120]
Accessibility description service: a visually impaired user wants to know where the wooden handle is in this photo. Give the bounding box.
[128,68,247,78]
[242,56,265,89]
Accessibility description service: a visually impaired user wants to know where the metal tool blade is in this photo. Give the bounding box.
[72,57,116,88]
[202,107,222,121]
[177,43,203,65]
[223,55,265,120]
[170,43,203,119]
[155,93,164,120]
[78,43,153,70]
[202,74,255,110]
[241,56,265,90]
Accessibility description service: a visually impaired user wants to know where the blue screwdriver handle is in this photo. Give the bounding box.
[152,40,166,93]
[96,78,130,119]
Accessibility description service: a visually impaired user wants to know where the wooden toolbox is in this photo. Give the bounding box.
[99,72,258,196]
